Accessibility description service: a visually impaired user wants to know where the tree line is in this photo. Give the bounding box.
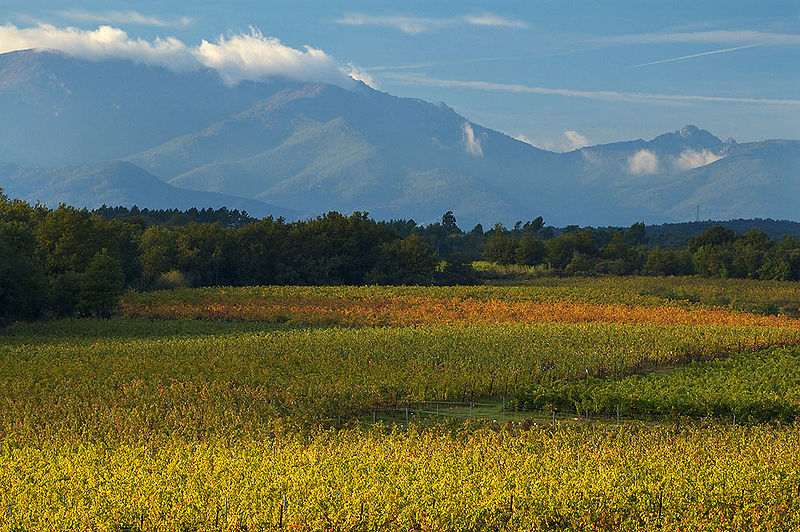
[0,193,474,324]
[2,192,799,324]
[478,222,800,280]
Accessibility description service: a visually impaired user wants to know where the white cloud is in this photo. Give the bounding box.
[193,29,348,86]
[0,24,360,88]
[673,149,723,171]
[462,122,483,156]
[513,133,540,147]
[381,72,800,106]
[628,150,659,175]
[345,63,378,89]
[461,14,531,30]
[0,23,195,70]
[563,130,590,150]
[334,13,529,34]
[512,130,590,152]
[59,10,193,28]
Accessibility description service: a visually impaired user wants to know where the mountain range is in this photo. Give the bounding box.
[0,49,797,227]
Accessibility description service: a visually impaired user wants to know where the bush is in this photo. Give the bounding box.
[155,269,187,290]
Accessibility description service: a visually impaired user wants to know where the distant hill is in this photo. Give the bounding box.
[0,160,294,218]
[642,218,800,247]
[0,49,797,226]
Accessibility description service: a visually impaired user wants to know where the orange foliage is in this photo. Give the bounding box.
[119,296,800,328]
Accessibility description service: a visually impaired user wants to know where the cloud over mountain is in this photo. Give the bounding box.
[673,149,723,171]
[628,149,659,174]
[0,23,357,88]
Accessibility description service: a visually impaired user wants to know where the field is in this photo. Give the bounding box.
[2,276,800,530]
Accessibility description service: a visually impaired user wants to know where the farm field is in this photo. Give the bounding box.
[120,277,800,326]
[2,276,800,530]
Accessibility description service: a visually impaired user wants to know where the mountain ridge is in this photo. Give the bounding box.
[0,50,796,226]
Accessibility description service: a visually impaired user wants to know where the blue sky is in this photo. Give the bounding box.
[2,0,798,149]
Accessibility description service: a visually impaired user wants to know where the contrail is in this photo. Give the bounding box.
[631,43,762,68]
[382,72,800,106]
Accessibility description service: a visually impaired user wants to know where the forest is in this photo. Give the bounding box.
[1,191,799,324]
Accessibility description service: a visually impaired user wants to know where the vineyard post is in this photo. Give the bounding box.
[552,410,555,425]
[279,493,286,528]
[469,402,473,418]
[436,402,440,417]
[406,406,409,425]
[657,489,663,521]
[372,410,376,424]
[616,405,620,424]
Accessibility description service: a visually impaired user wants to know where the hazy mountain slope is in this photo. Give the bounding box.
[127,81,592,225]
[0,50,796,226]
[0,161,294,218]
[634,140,800,221]
[0,49,299,165]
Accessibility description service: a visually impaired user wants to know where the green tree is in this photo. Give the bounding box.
[441,211,460,234]
[368,234,438,285]
[516,233,546,266]
[78,249,125,317]
[36,205,106,275]
[483,223,518,265]
[0,221,47,323]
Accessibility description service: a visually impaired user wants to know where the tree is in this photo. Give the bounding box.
[441,211,460,234]
[139,225,178,286]
[437,253,479,285]
[0,221,47,323]
[483,223,518,265]
[546,230,598,269]
[35,205,106,275]
[516,233,546,266]
[624,222,648,246]
[522,216,545,235]
[368,234,438,285]
[78,249,125,317]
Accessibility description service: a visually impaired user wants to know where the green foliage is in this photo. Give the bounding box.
[154,269,187,290]
[482,223,519,264]
[368,234,438,285]
[516,233,546,266]
[546,229,598,269]
[47,271,82,317]
[77,250,125,317]
[0,221,47,323]
[513,345,800,421]
[3,318,796,427]
[437,253,480,285]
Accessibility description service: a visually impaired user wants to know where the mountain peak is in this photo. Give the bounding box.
[649,125,722,154]
[677,125,700,137]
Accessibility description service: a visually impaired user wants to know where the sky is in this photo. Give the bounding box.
[1,0,798,149]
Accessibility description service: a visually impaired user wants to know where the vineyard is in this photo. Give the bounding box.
[2,276,800,530]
